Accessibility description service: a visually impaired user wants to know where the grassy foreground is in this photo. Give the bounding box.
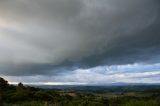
[1,77,160,106]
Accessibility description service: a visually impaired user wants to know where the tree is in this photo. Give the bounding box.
[17,82,24,89]
[15,82,29,101]
[0,77,9,89]
[0,77,9,103]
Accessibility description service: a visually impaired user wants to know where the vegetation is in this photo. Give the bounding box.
[0,77,160,106]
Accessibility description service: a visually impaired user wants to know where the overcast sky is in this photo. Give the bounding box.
[0,0,160,85]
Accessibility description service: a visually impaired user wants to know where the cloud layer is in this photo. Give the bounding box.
[3,63,160,84]
[0,0,160,84]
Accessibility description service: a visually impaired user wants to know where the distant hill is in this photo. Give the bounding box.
[31,84,160,93]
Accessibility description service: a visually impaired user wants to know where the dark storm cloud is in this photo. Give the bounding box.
[0,0,160,76]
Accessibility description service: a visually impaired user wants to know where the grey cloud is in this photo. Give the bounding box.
[3,63,160,84]
[0,0,160,76]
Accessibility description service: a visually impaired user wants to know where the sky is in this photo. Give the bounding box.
[0,0,160,85]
